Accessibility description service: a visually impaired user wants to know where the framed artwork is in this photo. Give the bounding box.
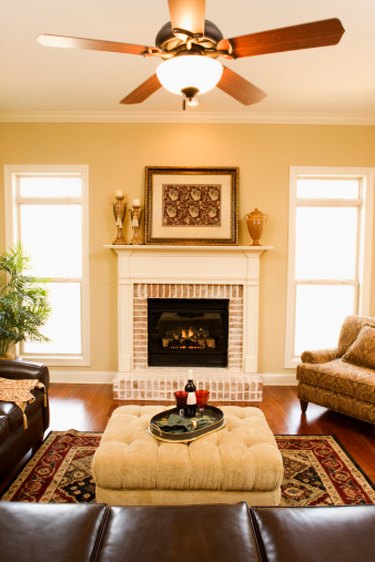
[144,166,239,245]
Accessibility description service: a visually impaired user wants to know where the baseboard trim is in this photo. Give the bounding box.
[262,373,297,386]
[49,370,116,384]
[49,369,297,386]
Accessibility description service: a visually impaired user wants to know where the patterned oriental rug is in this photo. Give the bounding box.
[1,431,374,505]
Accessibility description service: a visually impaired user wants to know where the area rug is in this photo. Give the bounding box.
[1,430,374,505]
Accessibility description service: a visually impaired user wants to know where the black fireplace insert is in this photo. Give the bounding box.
[147,298,229,367]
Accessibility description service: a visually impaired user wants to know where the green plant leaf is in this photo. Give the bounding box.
[0,243,51,355]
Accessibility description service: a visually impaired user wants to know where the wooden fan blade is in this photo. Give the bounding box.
[217,66,266,105]
[37,33,152,56]
[167,0,205,36]
[218,18,345,58]
[120,74,161,104]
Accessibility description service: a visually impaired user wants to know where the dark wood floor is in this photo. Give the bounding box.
[48,383,375,484]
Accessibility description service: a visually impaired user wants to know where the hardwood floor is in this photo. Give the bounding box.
[48,383,375,484]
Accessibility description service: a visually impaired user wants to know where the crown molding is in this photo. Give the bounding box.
[1,111,375,125]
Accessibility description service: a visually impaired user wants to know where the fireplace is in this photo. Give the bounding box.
[148,298,229,367]
[107,245,271,402]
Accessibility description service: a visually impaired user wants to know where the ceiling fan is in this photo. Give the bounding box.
[37,0,345,109]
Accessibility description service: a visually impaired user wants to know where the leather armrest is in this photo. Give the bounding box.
[0,360,49,389]
[0,415,10,441]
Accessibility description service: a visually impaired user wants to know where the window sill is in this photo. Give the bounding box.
[20,354,90,367]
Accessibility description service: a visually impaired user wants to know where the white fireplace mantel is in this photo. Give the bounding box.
[106,244,272,375]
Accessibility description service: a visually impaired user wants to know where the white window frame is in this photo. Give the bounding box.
[3,164,90,367]
[285,166,374,368]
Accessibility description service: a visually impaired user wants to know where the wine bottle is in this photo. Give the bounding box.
[184,376,197,418]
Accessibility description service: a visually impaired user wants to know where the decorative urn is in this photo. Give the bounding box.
[245,208,268,246]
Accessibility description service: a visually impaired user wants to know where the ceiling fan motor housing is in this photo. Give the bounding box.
[155,19,224,57]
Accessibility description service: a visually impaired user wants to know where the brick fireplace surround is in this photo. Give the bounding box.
[107,245,271,403]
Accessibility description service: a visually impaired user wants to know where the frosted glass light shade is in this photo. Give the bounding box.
[156,55,223,95]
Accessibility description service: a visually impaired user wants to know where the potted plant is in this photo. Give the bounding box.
[0,243,51,359]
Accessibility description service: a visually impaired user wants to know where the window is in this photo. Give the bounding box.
[285,167,374,368]
[4,165,90,366]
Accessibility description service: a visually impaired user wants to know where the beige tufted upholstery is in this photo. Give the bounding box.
[92,405,283,506]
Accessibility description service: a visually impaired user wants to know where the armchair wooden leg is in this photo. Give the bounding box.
[300,400,308,413]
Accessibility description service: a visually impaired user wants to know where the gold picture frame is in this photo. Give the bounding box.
[144,166,239,245]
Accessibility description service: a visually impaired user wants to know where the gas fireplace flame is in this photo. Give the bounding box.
[162,325,215,349]
[182,327,194,339]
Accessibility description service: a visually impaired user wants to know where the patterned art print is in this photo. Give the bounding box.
[162,184,222,227]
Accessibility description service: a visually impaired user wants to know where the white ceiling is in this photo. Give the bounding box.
[1,0,375,123]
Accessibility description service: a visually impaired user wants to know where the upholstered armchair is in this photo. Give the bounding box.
[296,315,375,425]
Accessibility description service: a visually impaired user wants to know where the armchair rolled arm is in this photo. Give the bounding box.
[300,348,340,364]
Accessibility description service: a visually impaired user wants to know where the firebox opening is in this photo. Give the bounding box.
[147,298,229,367]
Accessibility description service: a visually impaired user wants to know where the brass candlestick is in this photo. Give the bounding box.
[129,202,143,245]
[112,193,127,245]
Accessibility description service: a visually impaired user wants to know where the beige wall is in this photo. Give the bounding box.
[1,122,375,377]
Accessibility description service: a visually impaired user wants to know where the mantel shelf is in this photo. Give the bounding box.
[105,244,273,254]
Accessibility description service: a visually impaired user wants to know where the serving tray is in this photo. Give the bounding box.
[149,405,225,443]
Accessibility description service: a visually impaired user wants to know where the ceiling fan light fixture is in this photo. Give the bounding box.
[181,87,199,110]
[156,55,223,96]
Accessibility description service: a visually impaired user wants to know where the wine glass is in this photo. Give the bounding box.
[174,391,188,417]
[196,389,210,416]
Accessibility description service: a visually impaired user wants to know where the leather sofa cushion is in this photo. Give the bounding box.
[0,502,109,562]
[251,505,375,562]
[97,502,261,562]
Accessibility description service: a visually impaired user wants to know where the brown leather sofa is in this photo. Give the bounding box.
[0,360,49,483]
[0,501,374,562]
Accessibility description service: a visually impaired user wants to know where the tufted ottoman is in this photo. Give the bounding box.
[91,405,284,506]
